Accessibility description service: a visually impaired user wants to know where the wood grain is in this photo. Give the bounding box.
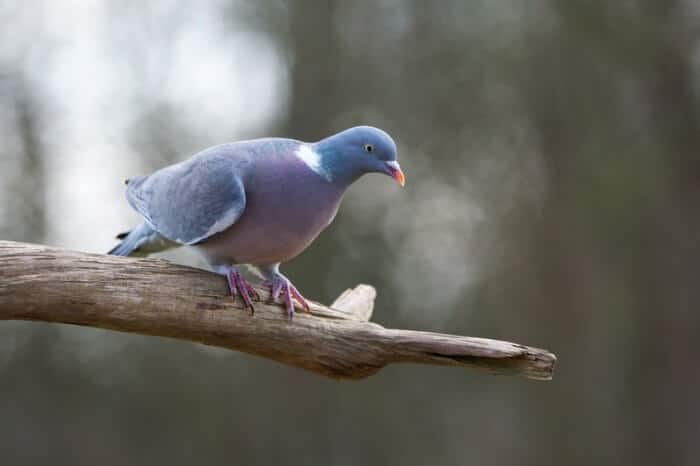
[0,241,556,380]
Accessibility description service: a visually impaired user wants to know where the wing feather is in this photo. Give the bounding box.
[126,145,249,245]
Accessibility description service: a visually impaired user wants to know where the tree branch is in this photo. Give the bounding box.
[0,241,556,380]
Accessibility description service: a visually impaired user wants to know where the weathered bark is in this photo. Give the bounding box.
[0,241,556,380]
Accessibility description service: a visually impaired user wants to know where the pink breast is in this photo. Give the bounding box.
[197,156,344,266]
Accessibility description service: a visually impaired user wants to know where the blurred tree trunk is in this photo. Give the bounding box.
[643,8,700,465]
[515,2,700,465]
[282,0,341,140]
[8,79,46,243]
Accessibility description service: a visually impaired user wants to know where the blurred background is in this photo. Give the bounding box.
[1,1,699,465]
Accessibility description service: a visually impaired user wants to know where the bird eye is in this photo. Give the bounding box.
[364,144,374,153]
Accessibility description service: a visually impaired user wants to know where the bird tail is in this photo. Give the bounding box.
[108,223,176,257]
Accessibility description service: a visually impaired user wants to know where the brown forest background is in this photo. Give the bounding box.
[1,2,700,465]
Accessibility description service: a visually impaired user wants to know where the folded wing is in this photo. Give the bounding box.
[126,146,248,245]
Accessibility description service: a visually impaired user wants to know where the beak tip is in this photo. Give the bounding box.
[397,172,406,187]
[386,161,405,187]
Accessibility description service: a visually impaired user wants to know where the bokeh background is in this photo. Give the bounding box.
[1,1,699,465]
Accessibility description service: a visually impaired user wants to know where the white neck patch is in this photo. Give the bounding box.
[295,144,332,181]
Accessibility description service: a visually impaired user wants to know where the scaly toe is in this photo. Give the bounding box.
[282,282,295,318]
[288,283,311,313]
[262,275,310,318]
[227,269,256,313]
[262,279,284,303]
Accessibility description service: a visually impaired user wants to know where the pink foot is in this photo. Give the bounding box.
[262,274,310,318]
[226,268,260,313]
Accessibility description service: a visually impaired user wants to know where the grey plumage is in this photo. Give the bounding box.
[109,126,404,315]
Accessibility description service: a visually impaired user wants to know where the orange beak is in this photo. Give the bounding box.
[385,161,406,187]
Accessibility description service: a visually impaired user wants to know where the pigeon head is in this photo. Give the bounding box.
[309,126,405,186]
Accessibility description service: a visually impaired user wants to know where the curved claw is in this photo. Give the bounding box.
[226,269,258,313]
[244,281,260,301]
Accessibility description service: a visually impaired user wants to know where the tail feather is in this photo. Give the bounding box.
[108,224,149,256]
[108,223,176,257]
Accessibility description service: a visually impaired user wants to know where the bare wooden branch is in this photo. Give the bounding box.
[330,284,376,321]
[0,241,556,380]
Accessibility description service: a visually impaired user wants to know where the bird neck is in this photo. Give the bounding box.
[311,139,363,188]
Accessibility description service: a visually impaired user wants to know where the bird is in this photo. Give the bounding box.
[108,126,405,317]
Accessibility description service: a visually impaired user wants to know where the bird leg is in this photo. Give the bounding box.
[220,266,259,313]
[258,265,310,318]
